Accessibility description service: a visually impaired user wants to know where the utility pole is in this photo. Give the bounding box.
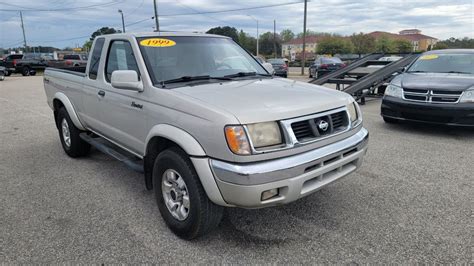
[20,11,28,52]
[247,15,259,56]
[273,20,277,58]
[118,9,125,33]
[301,0,308,75]
[153,0,160,32]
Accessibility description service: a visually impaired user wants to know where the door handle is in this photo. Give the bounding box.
[98,90,105,97]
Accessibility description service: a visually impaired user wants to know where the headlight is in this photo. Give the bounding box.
[460,88,474,103]
[225,126,251,155]
[247,122,282,148]
[347,102,360,125]
[385,84,403,98]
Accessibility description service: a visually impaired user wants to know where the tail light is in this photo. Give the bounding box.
[65,60,72,65]
[282,64,288,70]
[320,64,328,69]
[13,59,17,66]
[341,63,347,67]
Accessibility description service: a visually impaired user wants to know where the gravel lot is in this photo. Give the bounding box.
[1,75,472,263]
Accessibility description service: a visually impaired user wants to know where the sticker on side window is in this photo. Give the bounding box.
[139,38,176,47]
[419,54,439,60]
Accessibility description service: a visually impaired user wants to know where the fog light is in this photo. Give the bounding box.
[261,188,279,201]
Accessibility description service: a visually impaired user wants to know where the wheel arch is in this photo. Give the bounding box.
[52,92,86,131]
[143,125,228,206]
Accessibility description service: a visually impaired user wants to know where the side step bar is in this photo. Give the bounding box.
[79,133,144,173]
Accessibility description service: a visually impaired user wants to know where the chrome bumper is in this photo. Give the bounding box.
[210,128,369,208]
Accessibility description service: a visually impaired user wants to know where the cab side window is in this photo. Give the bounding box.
[88,38,105,80]
[105,40,140,83]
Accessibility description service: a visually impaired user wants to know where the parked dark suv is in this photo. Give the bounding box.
[2,54,49,76]
[381,49,474,126]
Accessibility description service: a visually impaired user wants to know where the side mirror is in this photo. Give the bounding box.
[111,70,143,91]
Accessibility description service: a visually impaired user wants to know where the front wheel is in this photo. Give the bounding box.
[0,73,4,81]
[153,147,224,239]
[5,70,11,76]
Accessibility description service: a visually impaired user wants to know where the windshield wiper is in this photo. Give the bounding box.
[161,75,232,86]
[407,70,427,73]
[438,71,472,74]
[224,72,272,78]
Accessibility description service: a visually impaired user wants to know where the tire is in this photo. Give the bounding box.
[153,147,224,239]
[0,73,4,81]
[5,70,11,76]
[57,107,91,157]
[22,66,30,76]
[383,116,399,124]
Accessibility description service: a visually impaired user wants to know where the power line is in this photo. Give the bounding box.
[0,1,122,12]
[174,0,233,25]
[160,1,305,17]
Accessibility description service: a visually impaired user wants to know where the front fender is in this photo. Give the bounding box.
[144,124,206,156]
[53,92,86,131]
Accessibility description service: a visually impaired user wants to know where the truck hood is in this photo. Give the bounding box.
[173,78,352,124]
[399,73,474,91]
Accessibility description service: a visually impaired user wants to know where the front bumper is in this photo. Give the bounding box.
[381,96,474,126]
[209,128,369,208]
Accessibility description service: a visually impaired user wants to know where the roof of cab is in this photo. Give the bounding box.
[100,31,230,39]
[424,49,474,55]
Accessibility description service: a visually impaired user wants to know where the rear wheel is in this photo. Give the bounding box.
[57,107,91,157]
[5,70,11,76]
[21,66,30,76]
[153,147,224,239]
[0,72,4,81]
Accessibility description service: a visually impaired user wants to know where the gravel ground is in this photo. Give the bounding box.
[1,76,473,263]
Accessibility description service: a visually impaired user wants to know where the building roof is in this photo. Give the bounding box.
[368,31,437,41]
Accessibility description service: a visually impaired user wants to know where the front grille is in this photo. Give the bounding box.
[403,88,463,103]
[291,111,349,142]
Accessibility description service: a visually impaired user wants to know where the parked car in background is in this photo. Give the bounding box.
[309,57,346,78]
[44,32,368,239]
[267,58,288,77]
[3,53,49,76]
[63,54,88,67]
[254,56,274,74]
[382,49,474,126]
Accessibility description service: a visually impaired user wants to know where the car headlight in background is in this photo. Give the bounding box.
[347,102,360,125]
[460,88,474,103]
[385,84,403,98]
[247,122,282,148]
[225,126,251,155]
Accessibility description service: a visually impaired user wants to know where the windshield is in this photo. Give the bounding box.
[267,59,285,65]
[137,36,268,85]
[408,53,474,74]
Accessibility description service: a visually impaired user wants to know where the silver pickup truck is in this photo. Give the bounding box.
[44,32,369,239]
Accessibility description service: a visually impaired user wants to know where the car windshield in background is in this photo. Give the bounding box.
[408,54,474,74]
[267,59,285,65]
[137,36,268,86]
[322,58,342,64]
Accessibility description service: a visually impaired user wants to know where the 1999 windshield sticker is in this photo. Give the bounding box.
[419,54,439,60]
[140,38,176,47]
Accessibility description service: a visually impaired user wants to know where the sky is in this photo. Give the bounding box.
[0,0,473,49]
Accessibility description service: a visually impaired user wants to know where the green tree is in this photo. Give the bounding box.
[259,32,281,57]
[206,26,239,42]
[393,39,413,53]
[375,36,395,53]
[433,42,449,50]
[237,30,257,54]
[350,32,375,57]
[90,27,121,41]
[296,30,331,39]
[316,36,353,55]
[83,40,93,51]
[280,29,295,43]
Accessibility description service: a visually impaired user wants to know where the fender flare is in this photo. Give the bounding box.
[53,92,86,131]
[144,124,229,206]
[144,124,206,156]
